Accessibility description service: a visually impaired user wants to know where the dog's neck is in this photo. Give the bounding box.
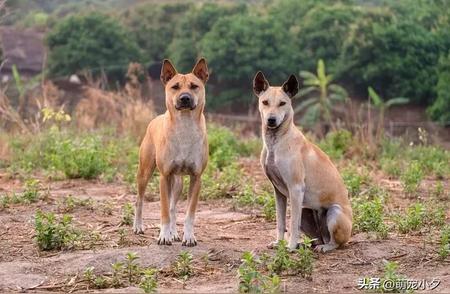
[166,104,205,125]
[262,116,293,147]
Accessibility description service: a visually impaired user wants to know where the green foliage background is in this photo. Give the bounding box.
[4,0,450,122]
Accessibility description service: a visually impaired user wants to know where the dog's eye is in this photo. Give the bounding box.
[262,100,269,106]
[190,83,199,90]
[279,101,286,106]
[171,84,180,90]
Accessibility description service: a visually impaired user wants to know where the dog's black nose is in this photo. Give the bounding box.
[267,117,277,127]
[180,94,191,104]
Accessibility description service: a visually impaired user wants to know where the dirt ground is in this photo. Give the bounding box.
[0,159,449,293]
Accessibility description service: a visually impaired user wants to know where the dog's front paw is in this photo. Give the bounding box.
[171,230,181,242]
[157,224,172,245]
[182,234,197,247]
[133,218,144,234]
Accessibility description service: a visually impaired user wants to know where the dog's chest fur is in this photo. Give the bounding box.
[165,119,206,175]
[263,132,289,195]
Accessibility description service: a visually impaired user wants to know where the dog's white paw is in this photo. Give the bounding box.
[157,224,172,245]
[171,230,181,242]
[133,218,144,234]
[314,243,337,253]
[182,233,197,247]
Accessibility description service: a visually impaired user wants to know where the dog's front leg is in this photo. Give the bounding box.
[268,187,287,248]
[169,176,182,242]
[158,175,172,245]
[288,184,305,251]
[182,175,201,246]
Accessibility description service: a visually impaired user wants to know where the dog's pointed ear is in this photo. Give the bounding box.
[282,74,299,98]
[192,57,209,84]
[253,71,269,96]
[160,59,178,85]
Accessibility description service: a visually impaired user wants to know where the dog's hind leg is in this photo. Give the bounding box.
[169,175,183,242]
[314,204,352,253]
[133,142,155,234]
[300,208,324,246]
[182,175,201,246]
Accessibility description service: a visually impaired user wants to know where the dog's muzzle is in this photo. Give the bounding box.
[267,116,278,128]
[175,93,196,110]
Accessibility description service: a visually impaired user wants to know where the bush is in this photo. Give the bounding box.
[394,203,426,234]
[352,196,388,238]
[318,129,353,160]
[400,161,423,195]
[34,210,79,250]
[10,129,118,179]
[46,13,141,82]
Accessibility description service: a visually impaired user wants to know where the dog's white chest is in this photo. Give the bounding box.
[167,126,205,175]
[264,147,289,195]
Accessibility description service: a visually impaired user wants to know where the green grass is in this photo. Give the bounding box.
[394,203,426,234]
[238,251,280,293]
[438,226,450,260]
[121,202,134,226]
[400,160,423,195]
[352,196,388,238]
[0,178,41,209]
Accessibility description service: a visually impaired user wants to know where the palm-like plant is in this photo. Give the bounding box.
[295,59,348,130]
[368,86,409,140]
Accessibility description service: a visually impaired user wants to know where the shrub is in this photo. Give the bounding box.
[400,161,423,195]
[46,13,141,82]
[352,196,388,238]
[121,202,134,226]
[342,165,371,197]
[34,210,79,250]
[318,129,353,160]
[394,203,426,234]
[237,251,280,293]
[173,251,193,280]
[10,129,118,179]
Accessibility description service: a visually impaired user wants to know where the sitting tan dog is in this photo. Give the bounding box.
[253,71,352,252]
[133,58,209,247]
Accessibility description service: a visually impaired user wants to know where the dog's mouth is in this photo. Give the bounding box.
[175,103,196,111]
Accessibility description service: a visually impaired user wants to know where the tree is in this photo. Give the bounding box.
[368,86,409,141]
[46,13,141,82]
[295,59,348,131]
[122,2,191,64]
[427,53,450,125]
[200,13,298,109]
[167,2,244,72]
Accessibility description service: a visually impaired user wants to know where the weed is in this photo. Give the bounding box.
[342,165,371,197]
[124,252,140,283]
[432,181,447,200]
[121,202,134,226]
[378,261,406,293]
[438,226,450,260]
[424,202,446,228]
[237,251,280,293]
[22,178,40,202]
[318,129,353,160]
[173,251,193,281]
[353,197,388,238]
[34,210,79,250]
[267,240,291,275]
[57,195,94,213]
[139,268,158,293]
[292,237,314,278]
[394,203,425,234]
[262,194,276,222]
[400,160,423,195]
[111,262,124,287]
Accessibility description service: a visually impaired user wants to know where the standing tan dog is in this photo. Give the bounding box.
[253,71,352,252]
[133,58,209,247]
